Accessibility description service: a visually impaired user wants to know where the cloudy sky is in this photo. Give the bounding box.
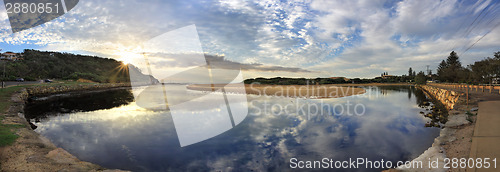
[1,0,499,78]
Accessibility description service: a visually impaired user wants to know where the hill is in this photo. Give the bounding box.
[1,49,130,83]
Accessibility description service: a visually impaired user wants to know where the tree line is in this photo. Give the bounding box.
[435,51,499,84]
[245,50,500,85]
[0,49,130,83]
[2,49,498,85]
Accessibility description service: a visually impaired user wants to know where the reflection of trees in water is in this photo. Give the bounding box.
[413,87,428,108]
[412,87,448,128]
[408,86,412,100]
[379,86,411,96]
[379,86,448,128]
[25,88,134,122]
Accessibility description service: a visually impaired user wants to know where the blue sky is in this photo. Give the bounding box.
[1,0,499,78]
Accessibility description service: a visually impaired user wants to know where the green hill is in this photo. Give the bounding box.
[1,49,130,83]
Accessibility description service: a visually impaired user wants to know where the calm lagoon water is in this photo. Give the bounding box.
[25,86,440,171]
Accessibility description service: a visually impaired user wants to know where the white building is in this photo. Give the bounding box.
[0,52,20,61]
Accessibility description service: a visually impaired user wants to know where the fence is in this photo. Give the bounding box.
[427,83,500,94]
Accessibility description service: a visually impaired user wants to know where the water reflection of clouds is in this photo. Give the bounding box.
[33,87,440,171]
[240,88,439,169]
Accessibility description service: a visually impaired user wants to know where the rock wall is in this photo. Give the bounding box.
[15,83,130,101]
[420,85,461,110]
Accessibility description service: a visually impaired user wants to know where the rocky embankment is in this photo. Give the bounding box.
[395,85,473,172]
[420,85,461,110]
[22,83,130,98]
[0,83,130,172]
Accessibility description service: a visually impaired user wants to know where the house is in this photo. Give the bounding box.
[493,78,500,85]
[0,52,21,61]
[381,75,395,79]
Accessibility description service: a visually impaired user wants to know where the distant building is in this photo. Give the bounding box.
[0,52,22,61]
[381,75,395,79]
[493,78,500,85]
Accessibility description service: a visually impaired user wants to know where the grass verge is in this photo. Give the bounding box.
[0,86,29,147]
[0,123,24,146]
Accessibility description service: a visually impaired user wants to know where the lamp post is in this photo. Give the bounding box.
[0,49,4,88]
[1,60,4,89]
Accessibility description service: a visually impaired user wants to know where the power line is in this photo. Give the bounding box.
[462,3,491,38]
[459,2,500,56]
[457,1,499,53]
[449,1,490,52]
[461,20,500,56]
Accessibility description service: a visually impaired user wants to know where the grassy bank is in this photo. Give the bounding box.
[0,86,29,147]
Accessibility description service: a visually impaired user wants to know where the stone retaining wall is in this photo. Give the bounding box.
[16,83,130,101]
[420,85,461,110]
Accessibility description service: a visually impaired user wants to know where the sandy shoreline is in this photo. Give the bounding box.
[187,83,370,98]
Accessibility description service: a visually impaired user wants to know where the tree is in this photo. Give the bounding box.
[446,51,461,67]
[437,51,464,83]
[437,60,447,80]
[446,51,462,82]
[415,71,427,85]
[470,52,500,84]
[408,67,413,77]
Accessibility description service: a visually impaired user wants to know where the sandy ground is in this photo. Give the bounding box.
[443,125,475,172]
[188,83,369,98]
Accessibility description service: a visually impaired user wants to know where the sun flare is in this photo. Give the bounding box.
[120,56,133,65]
[115,51,142,65]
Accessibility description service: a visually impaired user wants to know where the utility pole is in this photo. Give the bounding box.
[1,62,4,89]
[0,48,3,88]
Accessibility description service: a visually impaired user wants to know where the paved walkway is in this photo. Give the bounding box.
[468,100,500,172]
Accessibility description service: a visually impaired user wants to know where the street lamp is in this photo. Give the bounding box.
[0,48,4,88]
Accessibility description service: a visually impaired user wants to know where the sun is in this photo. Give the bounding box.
[120,56,133,65]
[115,51,142,65]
